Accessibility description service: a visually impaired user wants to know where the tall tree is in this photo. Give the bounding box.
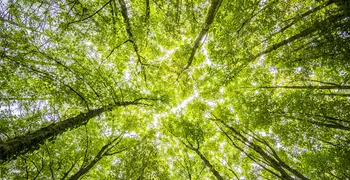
[0,98,154,163]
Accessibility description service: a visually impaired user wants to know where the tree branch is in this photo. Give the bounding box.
[178,0,223,78]
[68,0,113,25]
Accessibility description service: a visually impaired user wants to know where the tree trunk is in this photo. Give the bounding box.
[193,148,224,180]
[173,129,224,180]
[0,100,143,163]
[251,85,350,90]
[118,0,143,65]
[68,157,101,180]
[68,134,124,180]
[216,118,308,180]
[254,13,347,59]
[0,107,105,163]
[269,0,334,37]
[181,0,222,73]
[281,115,350,131]
[310,121,350,131]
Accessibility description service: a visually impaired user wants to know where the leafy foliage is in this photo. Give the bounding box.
[0,0,349,179]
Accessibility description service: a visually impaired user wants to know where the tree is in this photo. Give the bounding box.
[168,118,224,180]
[68,132,127,180]
[0,98,153,162]
[212,116,307,180]
[1,0,349,179]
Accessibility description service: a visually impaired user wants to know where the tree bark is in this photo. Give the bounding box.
[180,0,222,73]
[172,129,224,180]
[0,100,144,163]
[68,134,125,180]
[215,118,308,180]
[252,85,350,90]
[310,121,350,131]
[269,0,334,37]
[118,0,143,65]
[68,0,113,25]
[254,13,347,59]
[193,148,224,180]
[281,115,350,131]
[68,154,101,180]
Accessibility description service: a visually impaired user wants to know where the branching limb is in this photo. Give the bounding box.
[68,0,113,25]
[178,0,223,78]
[68,132,127,180]
[99,39,132,66]
[237,0,278,34]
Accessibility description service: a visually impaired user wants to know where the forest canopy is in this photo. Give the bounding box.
[0,0,349,179]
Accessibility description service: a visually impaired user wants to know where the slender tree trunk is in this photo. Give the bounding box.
[0,100,143,163]
[310,121,350,131]
[254,13,347,59]
[172,129,224,180]
[193,148,224,180]
[68,134,125,180]
[218,126,283,179]
[118,0,143,65]
[279,161,309,180]
[269,0,334,37]
[260,137,309,180]
[318,93,350,97]
[68,157,100,180]
[215,118,308,180]
[303,113,350,123]
[180,0,222,73]
[281,115,350,131]
[248,143,293,180]
[145,0,150,22]
[68,0,113,24]
[248,85,350,90]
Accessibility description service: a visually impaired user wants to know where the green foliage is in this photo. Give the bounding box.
[0,0,349,179]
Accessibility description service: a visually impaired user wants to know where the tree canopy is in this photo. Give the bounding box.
[0,0,349,179]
